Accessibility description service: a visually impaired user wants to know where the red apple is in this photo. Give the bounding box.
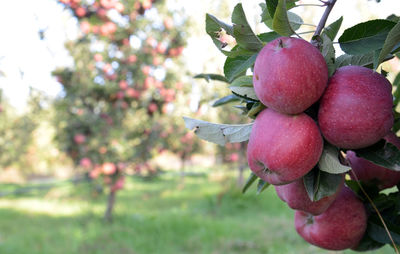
[253,37,328,115]
[295,187,367,250]
[318,66,393,149]
[74,134,86,144]
[347,132,400,190]
[102,162,116,175]
[275,175,344,215]
[247,108,323,185]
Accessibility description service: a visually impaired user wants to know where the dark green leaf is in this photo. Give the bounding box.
[318,143,351,174]
[338,19,396,55]
[266,0,296,17]
[266,0,279,20]
[393,72,400,106]
[322,16,343,41]
[194,73,229,83]
[183,117,253,146]
[303,167,344,201]
[321,34,336,76]
[224,53,258,82]
[232,4,263,51]
[353,231,385,252]
[377,21,400,67]
[354,140,400,171]
[272,0,295,36]
[242,172,258,193]
[258,32,281,43]
[212,94,240,107]
[257,179,270,194]
[368,216,400,245]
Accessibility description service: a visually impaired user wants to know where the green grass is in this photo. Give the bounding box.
[0,168,395,254]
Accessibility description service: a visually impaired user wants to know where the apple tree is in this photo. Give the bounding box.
[53,0,187,221]
[184,0,400,251]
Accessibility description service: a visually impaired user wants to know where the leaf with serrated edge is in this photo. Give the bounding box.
[272,0,294,36]
[338,19,396,55]
[322,16,343,41]
[183,117,253,146]
[232,3,263,51]
[377,21,400,67]
[242,172,258,193]
[318,143,350,174]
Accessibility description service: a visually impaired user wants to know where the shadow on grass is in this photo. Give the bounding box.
[0,174,395,254]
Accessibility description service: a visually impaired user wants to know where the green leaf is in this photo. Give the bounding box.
[272,0,295,36]
[194,73,229,83]
[229,75,258,101]
[247,102,266,119]
[335,52,394,69]
[183,117,253,146]
[377,21,400,67]
[321,34,336,76]
[354,140,400,171]
[287,12,303,31]
[224,53,258,82]
[303,167,344,202]
[258,32,281,43]
[231,4,263,51]
[242,172,258,193]
[368,216,400,245]
[322,16,343,41]
[257,179,270,194]
[260,3,273,29]
[212,94,240,107]
[266,0,279,18]
[318,143,351,174]
[205,13,233,53]
[338,19,396,55]
[392,72,400,107]
[352,231,385,252]
[387,14,400,23]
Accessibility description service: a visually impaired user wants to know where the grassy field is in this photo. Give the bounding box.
[0,167,395,254]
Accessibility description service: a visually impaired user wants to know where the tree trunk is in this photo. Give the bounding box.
[104,189,116,222]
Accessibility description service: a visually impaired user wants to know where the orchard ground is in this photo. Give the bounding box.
[0,166,394,254]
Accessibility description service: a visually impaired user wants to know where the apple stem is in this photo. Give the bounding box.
[278,39,284,48]
[350,170,400,254]
[311,0,337,48]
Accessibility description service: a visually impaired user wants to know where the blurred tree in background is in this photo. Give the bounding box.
[52,0,204,221]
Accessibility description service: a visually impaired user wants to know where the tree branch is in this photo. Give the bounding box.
[311,0,337,48]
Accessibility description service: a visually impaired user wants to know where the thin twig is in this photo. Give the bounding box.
[311,0,337,48]
[350,170,400,254]
[295,4,325,7]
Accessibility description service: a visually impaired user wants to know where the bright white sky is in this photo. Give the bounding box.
[0,0,398,112]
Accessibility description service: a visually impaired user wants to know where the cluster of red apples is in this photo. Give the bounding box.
[247,37,399,250]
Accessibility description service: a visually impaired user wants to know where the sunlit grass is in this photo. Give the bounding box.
[0,167,395,254]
